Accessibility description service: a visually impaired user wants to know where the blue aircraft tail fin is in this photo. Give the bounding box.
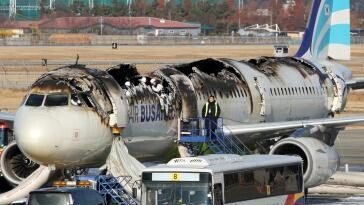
[296,0,350,60]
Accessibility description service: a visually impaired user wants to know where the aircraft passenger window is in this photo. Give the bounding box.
[270,88,273,96]
[25,94,44,107]
[305,87,309,94]
[284,88,287,95]
[281,88,284,95]
[288,88,291,95]
[274,88,277,96]
[44,94,69,107]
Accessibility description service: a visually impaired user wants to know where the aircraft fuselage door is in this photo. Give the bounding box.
[98,75,128,128]
[325,67,346,113]
[253,76,271,119]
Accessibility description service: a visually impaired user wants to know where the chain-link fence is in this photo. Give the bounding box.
[0,35,302,46]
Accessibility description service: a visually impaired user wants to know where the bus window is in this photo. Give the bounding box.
[213,184,222,205]
[144,182,211,205]
[142,172,212,205]
[224,164,303,203]
[28,192,71,205]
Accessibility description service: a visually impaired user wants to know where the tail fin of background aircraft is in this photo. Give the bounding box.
[295,0,350,60]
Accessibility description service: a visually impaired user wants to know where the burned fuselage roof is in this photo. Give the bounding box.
[30,65,114,121]
[245,56,319,77]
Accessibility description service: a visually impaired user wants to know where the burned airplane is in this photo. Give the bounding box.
[0,0,362,203]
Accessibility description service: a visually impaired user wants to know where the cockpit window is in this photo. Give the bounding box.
[44,94,69,107]
[70,94,83,107]
[25,94,44,107]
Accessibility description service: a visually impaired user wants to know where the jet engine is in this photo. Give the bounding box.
[269,137,339,188]
[0,141,39,185]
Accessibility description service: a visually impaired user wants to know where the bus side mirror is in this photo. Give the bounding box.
[132,187,138,198]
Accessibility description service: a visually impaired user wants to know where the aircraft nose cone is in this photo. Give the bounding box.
[15,111,62,165]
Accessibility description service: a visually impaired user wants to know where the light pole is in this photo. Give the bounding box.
[88,0,94,9]
[49,0,55,10]
[238,0,244,29]
[128,0,132,35]
[9,0,16,19]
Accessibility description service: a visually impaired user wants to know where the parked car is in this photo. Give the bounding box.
[26,187,105,205]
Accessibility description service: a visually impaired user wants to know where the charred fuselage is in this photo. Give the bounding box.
[10,57,350,187]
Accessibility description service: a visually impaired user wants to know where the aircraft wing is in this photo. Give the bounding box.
[225,115,364,138]
[347,77,364,90]
[0,112,15,122]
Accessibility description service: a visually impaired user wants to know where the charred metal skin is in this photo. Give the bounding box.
[14,65,125,168]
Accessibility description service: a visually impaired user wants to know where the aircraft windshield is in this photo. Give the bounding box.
[44,94,69,107]
[144,182,212,205]
[25,94,44,107]
[70,94,83,107]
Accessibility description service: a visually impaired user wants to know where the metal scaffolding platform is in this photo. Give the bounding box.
[178,118,251,155]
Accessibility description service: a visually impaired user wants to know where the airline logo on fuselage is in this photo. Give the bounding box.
[128,104,176,123]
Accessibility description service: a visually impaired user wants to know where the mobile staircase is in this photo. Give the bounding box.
[178,118,251,155]
[96,175,139,205]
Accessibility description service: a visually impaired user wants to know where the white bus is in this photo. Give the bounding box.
[141,154,304,205]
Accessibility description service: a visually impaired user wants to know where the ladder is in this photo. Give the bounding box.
[178,118,251,155]
[96,175,138,205]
